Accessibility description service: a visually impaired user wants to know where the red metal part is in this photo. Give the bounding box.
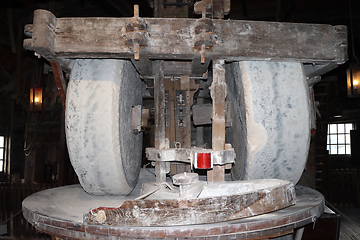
[197,152,211,169]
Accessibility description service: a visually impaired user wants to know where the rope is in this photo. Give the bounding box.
[0,209,23,225]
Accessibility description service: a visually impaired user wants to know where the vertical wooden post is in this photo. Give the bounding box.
[164,79,175,146]
[154,0,164,18]
[7,8,16,53]
[154,60,167,183]
[208,59,226,182]
[180,75,191,149]
[154,60,166,149]
[15,19,23,103]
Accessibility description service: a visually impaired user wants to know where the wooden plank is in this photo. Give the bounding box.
[31,183,37,238]
[13,184,19,237]
[26,13,347,65]
[6,183,11,235]
[211,59,225,151]
[192,102,232,126]
[84,180,296,227]
[304,63,339,79]
[0,183,9,234]
[352,169,360,206]
[7,8,16,53]
[164,79,175,147]
[154,0,164,18]
[25,184,31,237]
[165,77,192,174]
[153,60,167,183]
[178,75,191,148]
[164,61,192,76]
[21,183,27,236]
[18,184,24,237]
[131,58,152,77]
[15,18,23,103]
[208,59,226,182]
[341,169,346,206]
[154,60,166,150]
[346,169,351,206]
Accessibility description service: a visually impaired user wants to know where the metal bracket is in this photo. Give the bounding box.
[194,9,214,64]
[126,5,148,60]
[145,146,235,169]
[132,105,149,134]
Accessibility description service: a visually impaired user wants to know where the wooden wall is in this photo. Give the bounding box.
[0,182,56,238]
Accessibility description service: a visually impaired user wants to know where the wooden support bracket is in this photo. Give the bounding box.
[50,62,66,110]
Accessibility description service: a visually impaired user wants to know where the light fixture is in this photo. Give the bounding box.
[347,0,360,97]
[30,83,43,111]
[347,67,360,96]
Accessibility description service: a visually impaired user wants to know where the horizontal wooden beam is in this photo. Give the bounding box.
[24,9,348,77]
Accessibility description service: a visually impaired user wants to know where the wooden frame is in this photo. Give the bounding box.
[24,9,347,78]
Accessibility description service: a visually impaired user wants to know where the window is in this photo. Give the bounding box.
[327,123,353,155]
[0,136,3,172]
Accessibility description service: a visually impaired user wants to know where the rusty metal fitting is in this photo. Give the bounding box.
[194,18,214,34]
[194,32,214,47]
[125,32,148,46]
[126,17,147,32]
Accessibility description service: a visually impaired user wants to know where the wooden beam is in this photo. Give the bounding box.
[179,75,191,148]
[24,11,347,69]
[211,59,226,151]
[131,58,152,76]
[192,102,232,126]
[164,79,175,146]
[154,60,167,183]
[304,63,339,79]
[154,0,164,17]
[7,8,16,53]
[208,59,226,182]
[85,179,296,227]
[15,19,23,102]
[154,60,166,149]
[50,62,66,110]
[23,10,71,73]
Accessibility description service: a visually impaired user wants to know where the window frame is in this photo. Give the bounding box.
[0,136,4,172]
[327,123,353,155]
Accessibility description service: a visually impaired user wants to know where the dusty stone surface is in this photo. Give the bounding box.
[22,169,155,223]
[66,59,142,195]
[226,61,310,184]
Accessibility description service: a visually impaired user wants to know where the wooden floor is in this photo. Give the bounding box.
[337,207,360,240]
